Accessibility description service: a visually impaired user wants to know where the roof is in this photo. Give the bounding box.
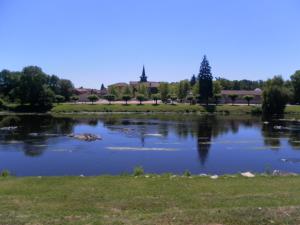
[221,89,262,96]
[74,87,101,94]
[109,82,128,87]
[129,81,160,87]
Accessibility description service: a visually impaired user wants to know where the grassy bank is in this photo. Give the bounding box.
[1,175,300,224]
[51,103,258,114]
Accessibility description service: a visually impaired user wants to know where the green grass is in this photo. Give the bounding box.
[285,105,300,114]
[0,175,300,224]
[51,103,257,114]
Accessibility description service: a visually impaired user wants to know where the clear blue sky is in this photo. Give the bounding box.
[0,0,299,88]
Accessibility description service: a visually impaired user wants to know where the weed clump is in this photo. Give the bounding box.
[133,166,144,176]
[1,170,10,177]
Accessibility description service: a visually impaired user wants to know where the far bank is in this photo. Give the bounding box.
[50,103,300,115]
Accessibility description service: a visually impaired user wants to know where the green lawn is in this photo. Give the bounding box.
[51,103,258,114]
[1,175,300,224]
[285,105,300,114]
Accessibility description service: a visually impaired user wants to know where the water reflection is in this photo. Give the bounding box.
[1,114,300,175]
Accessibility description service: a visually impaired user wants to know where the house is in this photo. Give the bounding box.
[221,88,262,104]
[107,82,128,93]
[73,87,104,102]
[129,81,160,94]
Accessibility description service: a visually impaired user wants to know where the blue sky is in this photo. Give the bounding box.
[0,0,299,88]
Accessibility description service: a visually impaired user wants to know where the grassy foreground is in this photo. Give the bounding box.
[51,103,258,114]
[1,175,300,225]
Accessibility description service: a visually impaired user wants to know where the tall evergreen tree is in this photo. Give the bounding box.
[198,55,213,105]
[100,83,105,90]
[190,74,197,86]
[139,66,147,82]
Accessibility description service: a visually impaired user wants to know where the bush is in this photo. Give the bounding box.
[133,166,144,176]
[183,170,191,177]
[186,95,195,105]
[55,95,65,104]
[87,94,99,104]
[70,95,79,103]
[136,94,146,105]
[243,95,254,106]
[1,170,10,177]
[251,106,262,115]
[152,94,161,105]
[104,94,115,104]
[228,94,239,105]
[122,95,131,105]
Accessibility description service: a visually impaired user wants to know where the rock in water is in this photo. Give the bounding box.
[241,172,255,178]
[0,126,17,131]
[68,133,102,141]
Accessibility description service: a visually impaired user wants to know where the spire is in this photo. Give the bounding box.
[140,65,147,82]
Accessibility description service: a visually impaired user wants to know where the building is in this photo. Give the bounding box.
[109,66,161,96]
[129,81,160,94]
[73,87,106,102]
[221,88,262,104]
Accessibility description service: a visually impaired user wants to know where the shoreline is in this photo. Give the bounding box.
[1,104,300,116]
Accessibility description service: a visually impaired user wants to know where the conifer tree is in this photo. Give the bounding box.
[198,55,213,105]
[190,74,197,86]
[100,83,105,90]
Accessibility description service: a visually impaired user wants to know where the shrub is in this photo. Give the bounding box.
[136,94,145,105]
[152,94,161,105]
[243,95,254,106]
[70,95,79,103]
[87,94,99,104]
[55,95,65,104]
[104,94,115,104]
[122,95,131,105]
[228,94,239,105]
[251,106,262,115]
[133,166,144,176]
[1,170,10,177]
[186,95,195,105]
[183,170,191,177]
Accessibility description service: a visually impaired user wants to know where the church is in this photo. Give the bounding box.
[109,66,161,95]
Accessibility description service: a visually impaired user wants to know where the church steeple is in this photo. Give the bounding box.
[140,65,147,82]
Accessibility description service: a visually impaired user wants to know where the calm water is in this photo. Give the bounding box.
[0,114,300,176]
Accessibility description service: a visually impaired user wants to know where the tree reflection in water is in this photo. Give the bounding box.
[0,115,77,156]
[1,114,300,162]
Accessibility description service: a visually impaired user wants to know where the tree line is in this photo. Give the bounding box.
[0,66,74,109]
[1,59,300,117]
